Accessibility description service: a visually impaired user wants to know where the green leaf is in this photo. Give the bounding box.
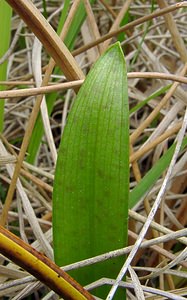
[42,0,48,18]
[0,2,12,132]
[53,42,129,298]
[57,0,71,35]
[117,10,129,43]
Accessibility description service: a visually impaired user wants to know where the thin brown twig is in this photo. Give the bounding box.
[0,72,186,99]
[130,122,182,163]
[98,0,117,19]
[5,0,84,82]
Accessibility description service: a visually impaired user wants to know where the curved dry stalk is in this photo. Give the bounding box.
[2,227,187,299]
[128,72,187,84]
[5,0,84,81]
[0,225,95,300]
[1,72,187,99]
[0,80,83,98]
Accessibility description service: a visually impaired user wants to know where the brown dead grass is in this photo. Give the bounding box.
[0,1,187,299]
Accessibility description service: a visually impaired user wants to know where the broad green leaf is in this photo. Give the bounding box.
[130,136,187,209]
[53,43,129,298]
[0,2,12,131]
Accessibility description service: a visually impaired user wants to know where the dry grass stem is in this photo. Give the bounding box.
[1,1,187,299]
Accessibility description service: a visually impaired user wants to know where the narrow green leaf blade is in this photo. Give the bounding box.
[53,43,129,297]
[130,84,171,116]
[0,2,12,131]
[63,0,96,50]
[129,136,187,209]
